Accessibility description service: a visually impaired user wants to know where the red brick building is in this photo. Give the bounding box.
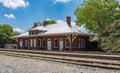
[13,16,90,51]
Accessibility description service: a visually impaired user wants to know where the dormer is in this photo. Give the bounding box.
[29,22,48,35]
[29,23,39,35]
[29,30,38,35]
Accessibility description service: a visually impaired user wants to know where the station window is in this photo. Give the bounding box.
[54,39,58,48]
[65,39,69,48]
[42,39,45,47]
[78,39,85,48]
[38,39,41,47]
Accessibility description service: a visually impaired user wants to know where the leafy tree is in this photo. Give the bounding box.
[44,20,56,25]
[75,0,120,52]
[0,24,16,47]
[14,31,20,35]
[101,20,120,53]
[75,0,120,33]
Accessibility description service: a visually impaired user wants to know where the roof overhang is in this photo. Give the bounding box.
[12,32,93,39]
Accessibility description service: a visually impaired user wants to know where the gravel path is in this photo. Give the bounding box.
[0,55,119,73]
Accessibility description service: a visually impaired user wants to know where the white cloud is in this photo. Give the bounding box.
[46,18,51,21]
[4,14,15,19]
[13,27,24,33]
[0,0,29,9]
[53,0,71,4]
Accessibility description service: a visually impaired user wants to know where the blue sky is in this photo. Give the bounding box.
[0,0,83,32]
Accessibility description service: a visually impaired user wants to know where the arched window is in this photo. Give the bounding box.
[54,39,58,48]
[65,39,69,48]
[42,39,45,47]
[38,39,41,47]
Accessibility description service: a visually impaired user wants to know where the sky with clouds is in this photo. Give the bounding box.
[0,0,120,33]
[0,0,84,33]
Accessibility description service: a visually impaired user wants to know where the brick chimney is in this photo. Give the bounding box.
[43,21,48,27]
[66,16,71,27]
[33,23,38,28]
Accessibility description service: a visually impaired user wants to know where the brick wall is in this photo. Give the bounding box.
[17,35,89,51]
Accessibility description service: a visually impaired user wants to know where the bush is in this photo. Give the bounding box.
[87,41,100,51]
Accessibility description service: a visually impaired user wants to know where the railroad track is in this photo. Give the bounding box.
[0,48,120,70]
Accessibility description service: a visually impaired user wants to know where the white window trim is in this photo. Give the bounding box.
[65,39,69,48]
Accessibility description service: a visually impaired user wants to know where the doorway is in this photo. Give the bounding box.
[47,39,51,51]
[59,38,63,51]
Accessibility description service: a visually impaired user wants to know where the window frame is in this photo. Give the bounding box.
[54,39,58,48]
[65,39,69,48]
[38,39,41,47]
[42,39,45,47]
[78,38,85,48]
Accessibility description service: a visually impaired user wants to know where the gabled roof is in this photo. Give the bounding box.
[13,20,90,38]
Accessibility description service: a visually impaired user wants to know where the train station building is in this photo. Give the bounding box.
[13,16,90,51]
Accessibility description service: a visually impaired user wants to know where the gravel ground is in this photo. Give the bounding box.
[0,55,119,73]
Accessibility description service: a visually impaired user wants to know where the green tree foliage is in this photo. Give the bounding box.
[75,0,120,33]
[44,20,57,25]
[14,31,20,35]
[101,20,120,53]
[75,0,120,52]
[0,24,16,46]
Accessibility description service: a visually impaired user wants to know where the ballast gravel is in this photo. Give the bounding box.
[0,55,119,73]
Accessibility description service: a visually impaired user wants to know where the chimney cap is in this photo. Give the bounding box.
[33,23,38,28]
[43,21,48,27]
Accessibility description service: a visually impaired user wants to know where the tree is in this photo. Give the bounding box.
[0,24,16,47]
[101,20,120,53]
[75,0,120,52]
[14,31,20,35]
[44,20,56,25]
[75,0,120,32]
